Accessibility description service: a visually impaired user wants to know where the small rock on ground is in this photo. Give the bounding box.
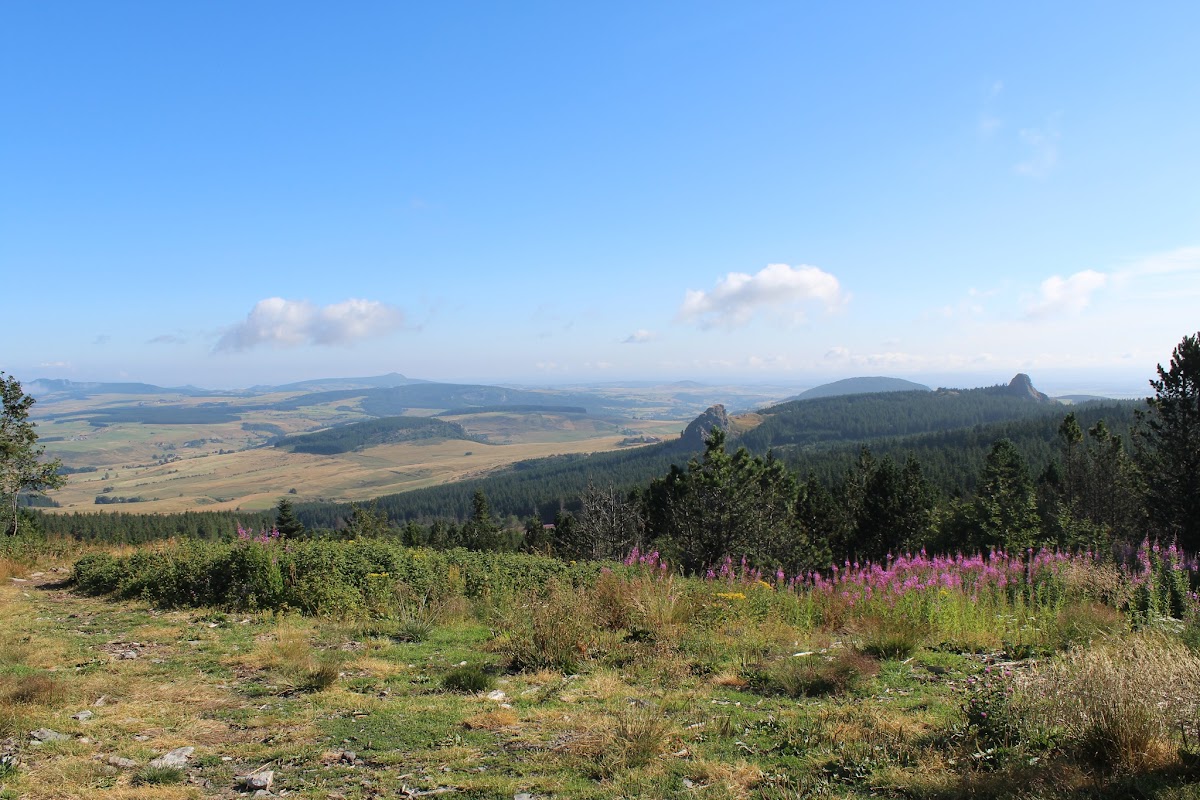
[244,770,274,790]
[30,729,69,743]
[149,746,194,768]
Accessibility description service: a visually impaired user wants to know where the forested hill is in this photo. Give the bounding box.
[293,439,691,526]
[268,382,633,415]
[739,378,1058,452]
[792,376,931,400]
[285,383,1136,527]
[275,416,473,455]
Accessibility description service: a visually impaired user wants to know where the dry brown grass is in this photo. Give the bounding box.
[681,759,765,798]
[3,673,69,706]
[1015,633,1200,772]
[1058,557,1132,609]
[463,708,519,730]
[0,556,23,581]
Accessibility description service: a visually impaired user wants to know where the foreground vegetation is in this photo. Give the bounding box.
[2,533,1199,799]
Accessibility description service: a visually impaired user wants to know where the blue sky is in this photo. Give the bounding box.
[2,2,1198,394]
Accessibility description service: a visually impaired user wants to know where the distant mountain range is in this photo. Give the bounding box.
[26,379,232,399]
[248,372,429,392]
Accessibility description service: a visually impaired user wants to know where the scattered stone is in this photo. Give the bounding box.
[253,790,273,798]
[30,728,69,743]
[242,770,274,790]
[486,690,507,702]
[93,695,109,706]
[72,710,95,721]
[133,734,151,742]
[9,578,28,584]
[108,756,138,769]
[339,750,357,764]
[117,650,139,660]
[149,746,194,768]
[682,778,695,788]
[515,793,534,800]
[30,572,45,578]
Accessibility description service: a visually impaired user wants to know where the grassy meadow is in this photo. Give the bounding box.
[34,390,682,513]
[2,535,1199,799]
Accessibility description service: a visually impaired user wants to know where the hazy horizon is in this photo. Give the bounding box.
[25,367,1153,401]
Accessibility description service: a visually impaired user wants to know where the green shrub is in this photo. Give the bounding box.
[71,552,124,595]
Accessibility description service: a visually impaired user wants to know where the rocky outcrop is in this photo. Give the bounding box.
[680,404,730,449]
[1006,373,1051,403]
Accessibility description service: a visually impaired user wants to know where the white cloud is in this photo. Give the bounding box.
[1016,121,1061,177]
[214,297,404,352]
[1113,245,1200,282]
[824,346,851,361]
[39,360,70,368]
[1026,270,1108,318]
[678,263,846,329]
[623,329,657,344]
[148,334,186,345]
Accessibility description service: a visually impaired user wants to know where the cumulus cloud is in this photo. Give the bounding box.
[1026,270,1108,318]
[678,263,846,329]
[214,297,404,352]
[623,329,657,344]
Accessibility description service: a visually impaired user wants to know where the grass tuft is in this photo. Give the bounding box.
[441,664,495,694]
[1015,633,1200,773]
[132,765,185,785]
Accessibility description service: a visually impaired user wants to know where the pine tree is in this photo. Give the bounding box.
[1137,332,1200,549]
[970,439,1041,552]
[274,497,306,539]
